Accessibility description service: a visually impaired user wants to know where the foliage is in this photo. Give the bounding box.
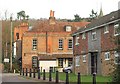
[89,9,98,21]
[17,10,29,20]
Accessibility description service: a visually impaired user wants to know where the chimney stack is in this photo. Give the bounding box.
[50,10,54,17]
[49,10,56,24]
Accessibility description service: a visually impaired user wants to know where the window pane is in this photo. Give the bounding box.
[32,39,37,50]
[59,39,63,49]
[58,58,63,67]
[68,39,73,49]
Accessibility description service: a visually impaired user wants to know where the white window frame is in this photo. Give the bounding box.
[104,52,110,60]
[66,26,72,32]
[58,39,63,49]
[32,39,37,50]
[114,51,120,65]
[92,31,97,40]
[75,56,80,66]
[83,55,86,63]
[114,24,120,36]
[82,33,86,39]
[75,35,79,45]
[104,25,109,34]
[68,39,73,49]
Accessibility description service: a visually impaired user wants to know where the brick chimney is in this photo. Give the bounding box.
[49,10,56,24]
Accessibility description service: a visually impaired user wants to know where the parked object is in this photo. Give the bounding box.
[63,66,73,73]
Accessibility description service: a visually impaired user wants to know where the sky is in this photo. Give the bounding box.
[0,0,120,20]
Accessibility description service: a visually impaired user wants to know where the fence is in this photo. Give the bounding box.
[20,68,97,84]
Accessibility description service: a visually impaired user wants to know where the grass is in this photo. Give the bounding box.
[38,72,112,82]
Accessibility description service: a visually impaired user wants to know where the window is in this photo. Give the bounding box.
[92,31,97,40]
[75,56,80,66]
[114,51,120,64]
[68,39,73,49]
[65,26,72,32]
[104,25,109,34]
[59,39,63,49]
[68,58,72,67]
[114,24,120,36]
[58,58,63,67]
[16,33,19,40]
[83,55,86,62]
[75,35,79,45]
[82,33,86,39]
[105,52,110,60]
[32,39,37,50]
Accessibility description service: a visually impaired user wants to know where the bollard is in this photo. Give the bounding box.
[20,69,21,75]
[23,68,24,76]
[38,69,40,79]
[33,69,35,78]
[49,69,52,81]
[55,70,59,83]
[26,68,28,76]
[93,72,96,84]
[29,68,31,77]
[66,71,69,84]
[77,72,81,84]
[43,69,46,80]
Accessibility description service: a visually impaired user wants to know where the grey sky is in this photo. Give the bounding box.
[0,0,120,20]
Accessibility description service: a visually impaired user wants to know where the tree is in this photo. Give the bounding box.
[89,9,98,21]
[74,14,82,22]
[17,10,29,20]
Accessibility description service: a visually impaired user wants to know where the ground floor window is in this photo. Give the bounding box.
[68,58,72,66]
[58,58,63,67]
[83,55,86,63]
[104,52,110,60]
[114,51,120,64]
[75,56,80,66]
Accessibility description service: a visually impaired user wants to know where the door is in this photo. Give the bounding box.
[91,52,97,74]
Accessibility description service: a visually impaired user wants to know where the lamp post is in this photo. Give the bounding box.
[10,15,13,72]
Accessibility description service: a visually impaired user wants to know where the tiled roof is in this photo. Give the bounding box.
[72,9,120,36]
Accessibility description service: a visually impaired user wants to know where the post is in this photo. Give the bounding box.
[10,16,13,72]
[26,68,28,76]
[56,70,59,83]
[77,72,81,84]
[49,69,52,81]
[20,69,21,75]
[23,68,24,76]
[38,68,40,79]
[33,69,35,78]
[43,69,46,80]
[93,72,96,84]
[66,71,69,84]
[29,68,31,77]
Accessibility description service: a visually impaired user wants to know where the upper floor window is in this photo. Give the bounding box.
[68,39,73,49]
[16,33,19,40]
[82,33,86,39]
[114,51,120,65]
[104,25,109,34]
[114,24,120,36]
[59,39,63,49]
[65,26,72,32]
[75,35,79,45]
[83,55,86,63]
[76,56,80,66]
[92,31,97,40]
[104,52,110,60]
[32,39,37,50]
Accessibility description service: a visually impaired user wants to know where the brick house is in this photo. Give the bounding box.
[22,10,89,72]
[72,9,120,76]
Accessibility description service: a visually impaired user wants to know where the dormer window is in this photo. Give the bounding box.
[65,26,72,32]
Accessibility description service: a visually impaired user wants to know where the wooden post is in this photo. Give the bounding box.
[77,72,81,84]
[20,69,21,75]
[26,68,28,76]
[49,69,52,81]
[55,70,59,83]
[33,69,35,78]
[38,68,40,79]
[29,68,31,77]
[66,71,69,84]
[43,69,46,80]
[23,68,24,76]
[93,72,96,84]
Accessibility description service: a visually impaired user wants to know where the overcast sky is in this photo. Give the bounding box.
[0,0,120,20]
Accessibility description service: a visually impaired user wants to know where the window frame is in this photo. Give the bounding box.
[83,55,86,63]
[114,23,120,36]
[82,33,86,39]
[75,35,79,45]
[32,39,37,50]
[68,39,73,49]
[92,31,97,40]
[58,39,63,50]
[104,52,110,60]
[58,58,63,67]
[104,25,109,34]
[114,51,120,65]
[75,56,80,66]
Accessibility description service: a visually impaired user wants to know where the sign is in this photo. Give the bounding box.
[32,56,38,68]
[4,58,9,63]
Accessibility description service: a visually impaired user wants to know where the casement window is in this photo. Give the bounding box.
[114,24,120,36]
[82,33,86,39]
[83,55,86,63]
[104,25,109,34]
[75,56,80,66]
[16,33,19,40]
[75,35,79,45]
[59,39,63,49]
[32,39,37,50]
[68,39,73,49]
[92,31,97,40]
[114,51,120,64]
[68,58,72,67]
[104,52,110,60]
[58,58,63,67]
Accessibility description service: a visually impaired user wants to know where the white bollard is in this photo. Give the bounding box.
[14,69,16,73]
